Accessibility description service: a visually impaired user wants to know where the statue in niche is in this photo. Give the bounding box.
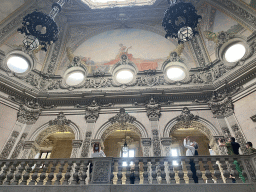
[66,47,92,73]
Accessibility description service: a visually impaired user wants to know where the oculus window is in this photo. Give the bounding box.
[116,69,134,84]
[166,66,186,81]
[7,56,29,73]
[225,43,246,62]
[65,71,85,86]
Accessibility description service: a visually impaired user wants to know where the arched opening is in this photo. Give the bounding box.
[34,124,75,159]
[101,123,143,158]
[169,121,215,156]
[104,129,143,158]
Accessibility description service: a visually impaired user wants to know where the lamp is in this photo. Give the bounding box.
[162,0,202,44]
[123,128,129,153]
[17,0,66,51]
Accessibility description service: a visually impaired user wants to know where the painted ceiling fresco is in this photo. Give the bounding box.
[71,29,188,74]
[0,0,25,23]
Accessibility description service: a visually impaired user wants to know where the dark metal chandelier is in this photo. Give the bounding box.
[17,0,66,52]
[162,0,202,44]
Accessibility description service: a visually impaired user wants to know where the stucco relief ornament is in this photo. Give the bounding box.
[17,100,42,124]
[135,97,171,121]
[49,112,71,132]
[176,107,199,128]
[109,108,136,126]
[75,99,112,122]
[207,90,234,118]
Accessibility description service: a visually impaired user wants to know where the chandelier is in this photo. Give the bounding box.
[17,0,66,52]
[162,0,202,44]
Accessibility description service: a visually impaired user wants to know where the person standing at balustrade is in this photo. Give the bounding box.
[184,136,198,183]
[245,142,256,155]
[218,137,245,183]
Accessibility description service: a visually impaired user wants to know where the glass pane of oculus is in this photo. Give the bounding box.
[166,66,186,81]
[116,70,134,84]
[225,43,246,62]
[7,56,29,73]
[66,71,85,86]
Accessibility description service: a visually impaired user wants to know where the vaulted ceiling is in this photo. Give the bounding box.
[0,0,256,106]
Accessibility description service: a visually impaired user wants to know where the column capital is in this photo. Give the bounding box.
[161,137,172,146]
[17,101,42,125]
[141,138,151,146]
[72,140,83,148]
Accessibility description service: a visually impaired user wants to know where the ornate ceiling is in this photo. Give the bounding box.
[0,0,256,106]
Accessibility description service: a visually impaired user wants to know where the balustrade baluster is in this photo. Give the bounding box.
[0,162,10,185]
[5,162,17,185]
[12,161,25,185]
[159,159,167,184]
[111,159,117,184]
[63,161,73,185]
[37,160,49,185]
[71,161,81,185]
[142,159,149,184]
[116,159,123,184]
[151,159,157,184]
[168,159,175,184]
[55,160,65,185]
[194,158,203,184]
[211,158,222,183]
[177,159,185,184]
[220,158,231,183]
[46,161,57,185]
[20,161,33,185]
[29,161,41,185]
[202,158,213,183]
[125,158,131,184]
[134,159,140,184]
[80,160,89,185]
[184,158,193,184]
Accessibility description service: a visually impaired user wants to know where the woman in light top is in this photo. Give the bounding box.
[91,143,106,158]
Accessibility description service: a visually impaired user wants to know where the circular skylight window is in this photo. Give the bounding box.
[66,71,85,86]
[225,43,246,62]
[116,70,134,84]
[166,66,186,81]
[7,56,29,73]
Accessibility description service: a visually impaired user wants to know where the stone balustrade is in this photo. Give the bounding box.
[0,154,256,186]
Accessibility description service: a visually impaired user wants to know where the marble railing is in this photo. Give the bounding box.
[0,154,256,185]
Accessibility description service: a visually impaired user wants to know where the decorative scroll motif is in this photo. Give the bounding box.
[176,107,199,128]
[81,131,92,158]
[20,141,35,159]
[231,124,247,153]
[10,133,28,159]
[152,130,161,157]
[190,36,207,67]
[0,131,19,159]
[70,140,82,158]
[244,159,256,182]
[49,112,71,132]
[81,139,91,158]
[91,161,111,184]
[109,108,136,125]
[17,101,42,124]
[204,31,235,48]
[66,47,89,70]
[47,26,64,74]
[75,99,112,123]
[137,70,162,87]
